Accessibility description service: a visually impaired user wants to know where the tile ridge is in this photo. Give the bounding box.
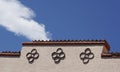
[32,39,106,42]
[0,51,20,57]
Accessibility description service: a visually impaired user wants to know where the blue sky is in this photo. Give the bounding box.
[0,0,120,52]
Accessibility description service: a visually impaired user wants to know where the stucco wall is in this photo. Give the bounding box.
[0,45,120,72]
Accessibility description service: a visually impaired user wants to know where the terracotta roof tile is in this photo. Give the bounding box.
[23,40,110,51]
[0,51,20,57]
[102,52,120,58]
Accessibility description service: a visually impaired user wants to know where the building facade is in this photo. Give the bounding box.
[0,40,120,72]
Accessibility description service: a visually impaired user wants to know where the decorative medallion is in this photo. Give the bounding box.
[26,49,39,64]
[80,48,94,64]
[51,48,65,64]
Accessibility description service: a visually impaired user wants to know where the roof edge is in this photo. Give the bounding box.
[102,52,120,58]
[22,40,110,51]
[0,51,20,57]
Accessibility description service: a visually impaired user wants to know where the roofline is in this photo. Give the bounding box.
[2,40,120,58]
[102,52,120,58]
[0,52,20,57]
[22,40,110,51]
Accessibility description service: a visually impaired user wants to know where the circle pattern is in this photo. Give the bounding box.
[26,49,39,64]
[51,48,65,64]
[80,48,94,64]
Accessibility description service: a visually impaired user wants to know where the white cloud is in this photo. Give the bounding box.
[0,0,50,40]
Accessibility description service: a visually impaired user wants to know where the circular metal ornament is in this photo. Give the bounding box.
[26,52,32,58]
[54,57,60,64]
[59,52,65,60]
[80,52,86,60]
[56,48,63,54]
[80,48,94,64]
[31,49,37,54]
[88,53,94,59]
[85,48,91,54]
[28,57,34,64]
[26,49,39,64]
[33,53,39,59]
[51,48,65,64]
[82,58,89,64]
[52,52,58,59]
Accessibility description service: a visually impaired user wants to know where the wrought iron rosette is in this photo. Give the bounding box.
[80,48,94,64]
[51,48,65,64]
[26,49,39,64]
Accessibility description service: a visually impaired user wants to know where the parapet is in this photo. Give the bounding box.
[0,40,120,72]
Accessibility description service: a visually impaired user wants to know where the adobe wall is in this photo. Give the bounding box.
[0,45,120,72]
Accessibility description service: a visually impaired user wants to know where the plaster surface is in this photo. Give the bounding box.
[0,45,119,72]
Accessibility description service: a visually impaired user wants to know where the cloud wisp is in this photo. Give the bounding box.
[0,0,50,40]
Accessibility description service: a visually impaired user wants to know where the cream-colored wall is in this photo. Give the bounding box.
[0,45,120,72]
